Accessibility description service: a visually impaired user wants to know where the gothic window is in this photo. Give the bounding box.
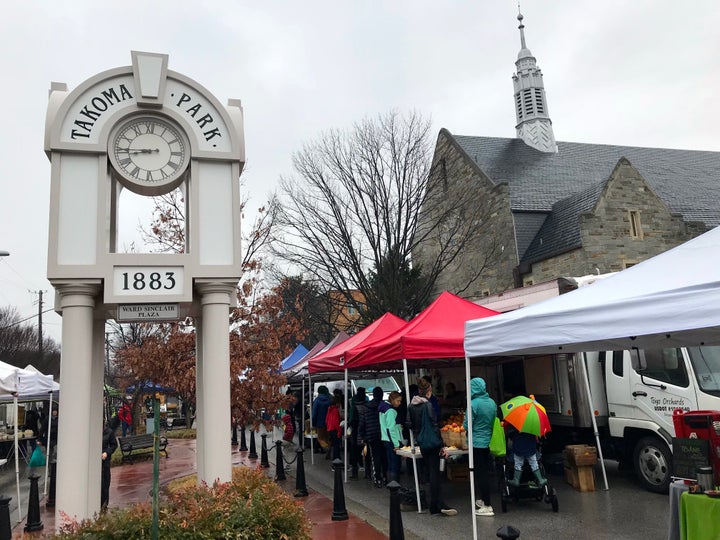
[523,89,534,115]
[516,94,523,119]
[629,210,643,239]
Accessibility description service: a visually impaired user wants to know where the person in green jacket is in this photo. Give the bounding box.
[463,377,497,517]
[381,391,403,483]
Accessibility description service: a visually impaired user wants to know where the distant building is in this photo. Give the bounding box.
[416,10,717,300]
[327,289,365,334]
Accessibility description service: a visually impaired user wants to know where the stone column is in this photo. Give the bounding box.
[195,316,205,482]
[53,282,100,528]
[86,319,106,515]
[195,280,236,485]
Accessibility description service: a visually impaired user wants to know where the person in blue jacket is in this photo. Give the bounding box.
[312,385,332,454]
[464,377,497,517]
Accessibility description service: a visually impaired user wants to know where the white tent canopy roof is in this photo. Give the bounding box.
[464,226,720,357]
[0,361,55,397]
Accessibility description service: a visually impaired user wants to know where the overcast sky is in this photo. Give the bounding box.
[1,0,718,345]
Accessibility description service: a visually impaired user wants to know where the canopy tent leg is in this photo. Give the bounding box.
[402,359,423,513]
[308,373,313,466]
[582,352,609,490]
[14,396,20,524]
[465,357,478,540]
[44,392,53,497]
[344,369,348,482]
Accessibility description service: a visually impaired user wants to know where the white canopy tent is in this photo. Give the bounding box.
[464,225,720,357]
[463,225,720,522]
[0,361,55,523]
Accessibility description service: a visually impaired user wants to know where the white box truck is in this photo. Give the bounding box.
[482,277,720,493]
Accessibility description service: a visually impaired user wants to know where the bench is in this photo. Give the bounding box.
[118,433,168,463]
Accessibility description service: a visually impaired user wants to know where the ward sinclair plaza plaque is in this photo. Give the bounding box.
[117,303,179,321]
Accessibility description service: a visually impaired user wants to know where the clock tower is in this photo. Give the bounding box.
[44,51,245,525]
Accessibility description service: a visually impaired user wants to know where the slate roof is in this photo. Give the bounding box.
[451,134,720,260]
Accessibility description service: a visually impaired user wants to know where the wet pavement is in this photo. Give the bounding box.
[4,427,675,539]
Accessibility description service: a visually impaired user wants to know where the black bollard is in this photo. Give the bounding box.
[387,481,404,540]
[0,496,11,540]
[231,422,238,446]
[496,525,521,540]
[24,474,43,532]
[46,462,56,507]
[248,429,258,459]
[331,458,349,521]
[294,446,308,497]
[260,434,270,468]
[274,440,287,481]
[239,426,248,451]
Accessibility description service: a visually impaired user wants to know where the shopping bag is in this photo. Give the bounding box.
[489,417,506,457]
[29,446,46,467]
[417,404,442,450]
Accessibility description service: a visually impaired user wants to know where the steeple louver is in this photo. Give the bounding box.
[512,10,557,153]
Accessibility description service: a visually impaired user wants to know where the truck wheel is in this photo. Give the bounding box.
[633,436,671,493]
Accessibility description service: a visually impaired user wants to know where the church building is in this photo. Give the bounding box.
[417,11,719,301]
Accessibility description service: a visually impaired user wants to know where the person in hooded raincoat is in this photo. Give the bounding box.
[463,377,497,517]
[312,385,332,453]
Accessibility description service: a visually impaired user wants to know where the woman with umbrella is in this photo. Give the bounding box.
[501,394,551,487]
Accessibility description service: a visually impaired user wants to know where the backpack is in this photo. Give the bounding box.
[417,403,442,450]
[326,405,341,435]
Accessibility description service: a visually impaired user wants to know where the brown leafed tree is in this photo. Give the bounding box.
[272,110,505,324]
[114,186,303,427]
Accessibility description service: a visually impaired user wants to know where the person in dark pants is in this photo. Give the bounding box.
[347,387,367,479]
[464,377,497,517]
[101,416,120,512]
[409,378,457,516]
[359,386,387,488]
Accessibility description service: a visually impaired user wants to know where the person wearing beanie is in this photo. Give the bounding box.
[312,385,332,454]
[348,387,368,479]
[359,386,388,487]
[409,377,457,516]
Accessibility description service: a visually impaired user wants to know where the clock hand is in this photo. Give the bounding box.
[128,148,160,155]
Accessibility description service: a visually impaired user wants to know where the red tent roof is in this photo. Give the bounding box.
[308,313,407,374]
[345,291,499,370]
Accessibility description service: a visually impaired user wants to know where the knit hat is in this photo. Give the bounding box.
[354,387,366,401]
[417,378,431,394]
[317,385,329,395]
[372,386,384,400]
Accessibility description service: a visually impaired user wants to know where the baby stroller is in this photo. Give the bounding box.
[497,443,558,513]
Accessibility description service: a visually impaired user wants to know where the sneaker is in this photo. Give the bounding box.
[475,505,494,517]
[475,500,485,508]
[440,507,458,516]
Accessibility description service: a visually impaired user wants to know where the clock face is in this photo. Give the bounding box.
[109,116,190,195]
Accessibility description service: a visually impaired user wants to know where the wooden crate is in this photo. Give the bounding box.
[564,464,595,492]
[564,444,598,467]
[446,463,469,481]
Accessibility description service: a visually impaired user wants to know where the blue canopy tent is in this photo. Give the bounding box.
[281,344,310,372]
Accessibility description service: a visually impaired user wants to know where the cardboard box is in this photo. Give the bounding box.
[564,465,579,489]
[564,444,598,467]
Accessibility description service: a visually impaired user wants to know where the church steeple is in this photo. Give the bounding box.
[512,9,557,153]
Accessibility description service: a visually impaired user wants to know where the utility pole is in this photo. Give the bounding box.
[30,290,45,362]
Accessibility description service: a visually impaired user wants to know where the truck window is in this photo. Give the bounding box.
[640,348,689,388]
[612,350,623,376]
[687,346,720,395]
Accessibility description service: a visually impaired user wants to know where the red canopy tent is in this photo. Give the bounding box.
[308,313,407,374]
[345,291,499,370]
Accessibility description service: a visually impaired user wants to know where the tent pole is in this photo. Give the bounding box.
[344,369,348,482]
[44,391,52,497]
[402,359,422,513]
[581,352,609,490]
[465,357,478,540]
[14,396,21,524]
[308,373,313,466]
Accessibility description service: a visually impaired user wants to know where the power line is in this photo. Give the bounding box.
[0,307,54,330]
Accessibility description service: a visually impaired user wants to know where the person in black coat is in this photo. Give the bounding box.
[101,416,120,512]
[359,386,387,487]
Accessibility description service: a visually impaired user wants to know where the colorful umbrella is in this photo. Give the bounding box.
[500,394,551,437]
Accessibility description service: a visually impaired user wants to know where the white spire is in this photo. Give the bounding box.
[512,8,557,153]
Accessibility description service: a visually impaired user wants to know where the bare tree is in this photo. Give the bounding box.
[272,110,504,323]
[0,306,60,378]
